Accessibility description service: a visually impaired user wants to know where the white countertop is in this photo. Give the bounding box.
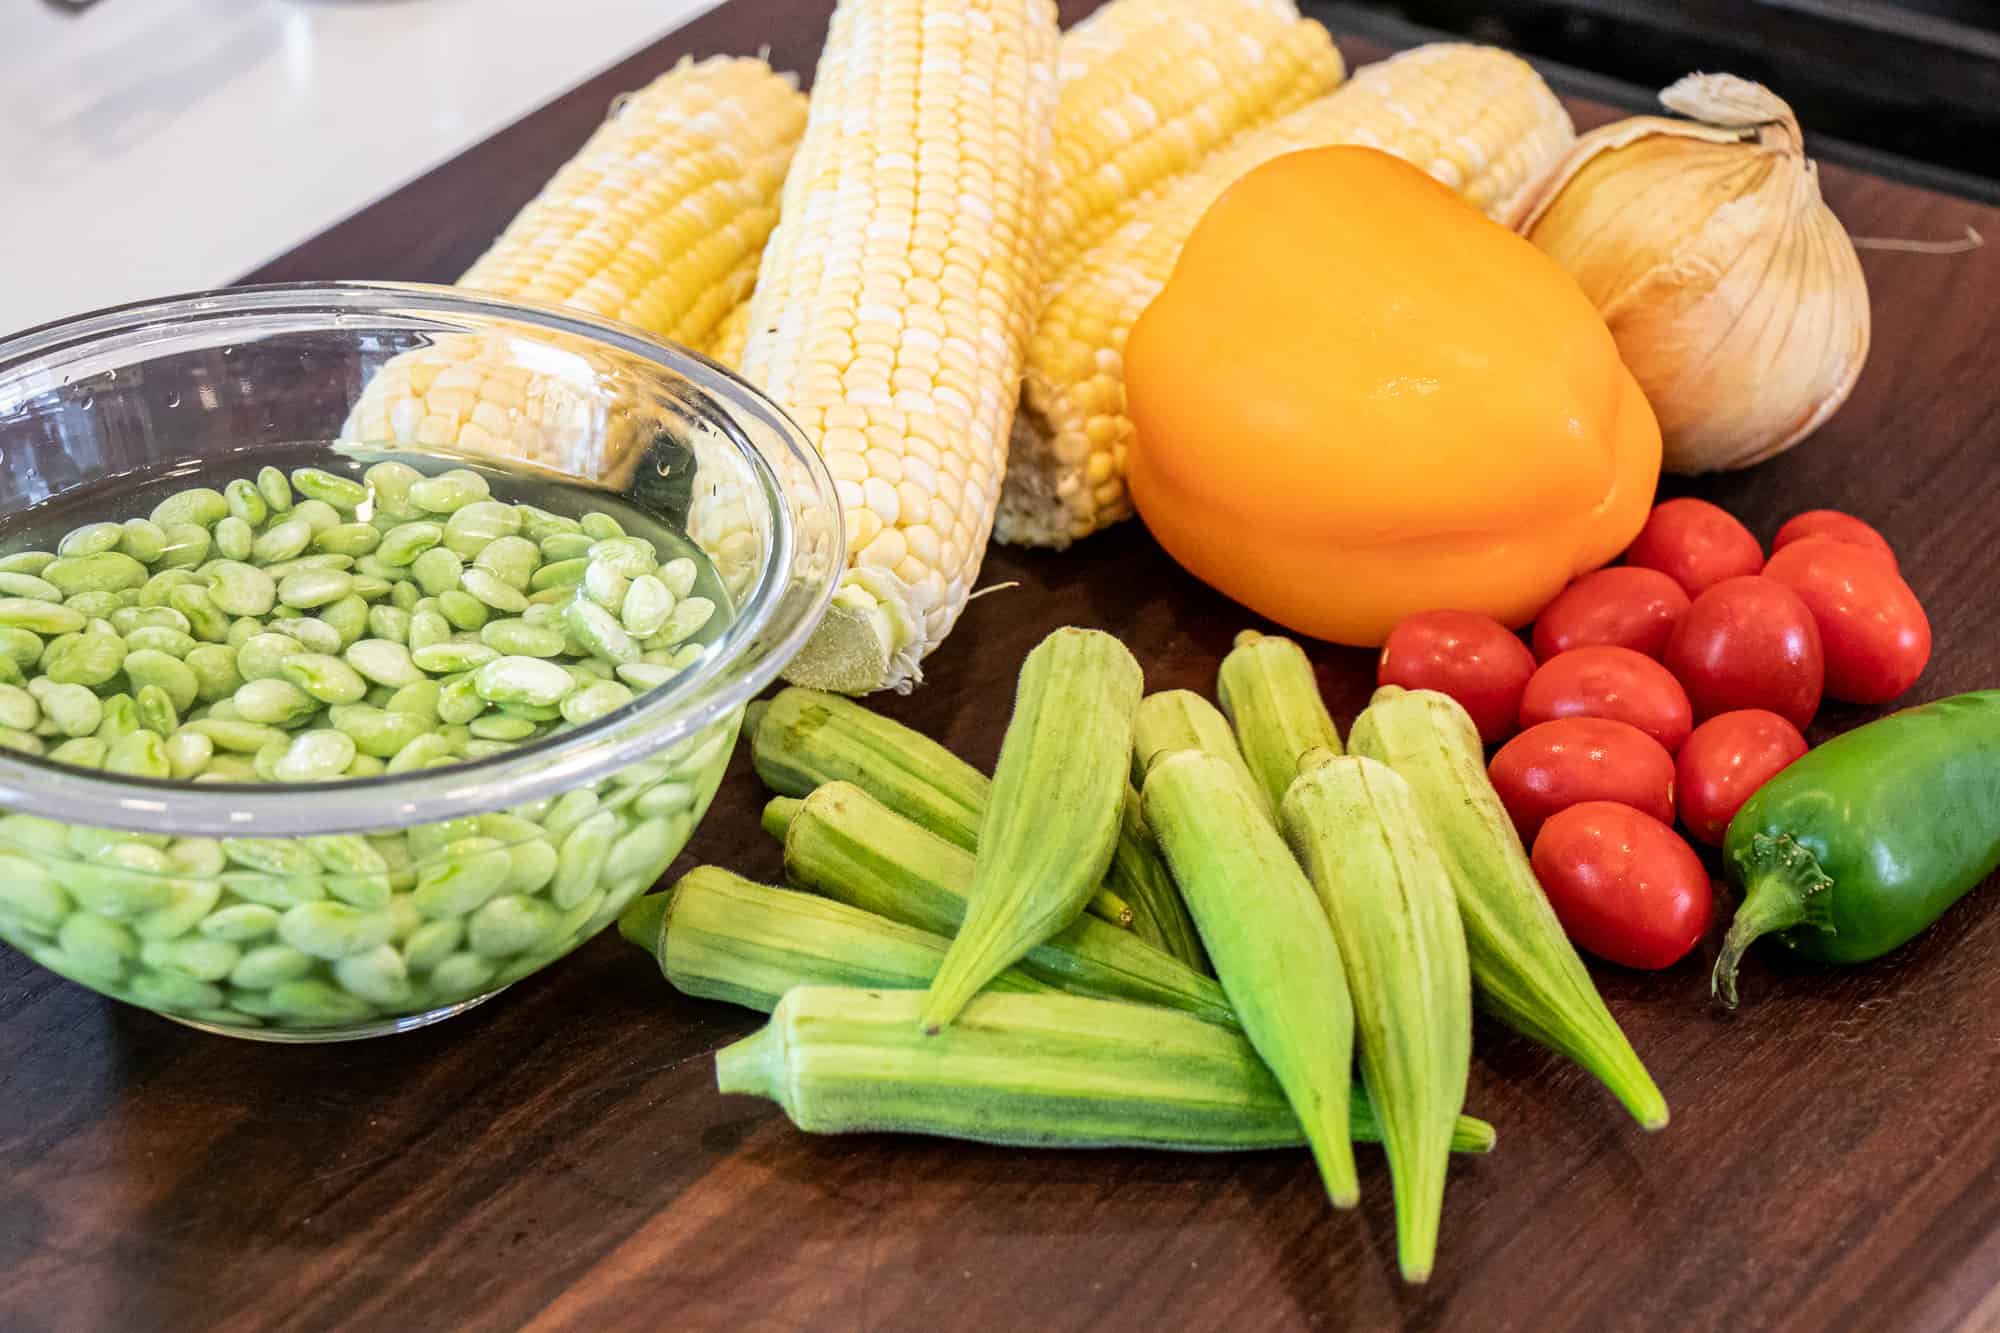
[0,0,721,338]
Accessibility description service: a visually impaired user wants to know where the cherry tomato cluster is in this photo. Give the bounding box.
[1378,501,1931,973]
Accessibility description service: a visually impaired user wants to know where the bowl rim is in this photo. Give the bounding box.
[0,281,841,836]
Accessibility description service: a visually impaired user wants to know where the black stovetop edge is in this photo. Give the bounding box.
[1313,1,2000,208]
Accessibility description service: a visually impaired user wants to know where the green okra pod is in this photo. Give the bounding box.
[719,986,1497,1156]
[1142,748,1359,1208]
[771,782,1235,1028]
[748,687,1141,933]
[921,630,1143,1030]
[1106,785,1207,971]
[1348,686,1667,1130]
[620,866,1048,1012]
[1218,629,1344,811]
[1281,751,1471,1284]
[1130,689,1269,816]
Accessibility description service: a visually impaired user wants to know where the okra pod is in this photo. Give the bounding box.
[1142,748,1360,1207]
[1219,630,1343,811]
[748,687,1144,933]
[619,866,1048,1012]
[719,987,1498,1155]
[1281,752,1471,1284]
[772,782,1235,1027]
[921,630,1143,1029]
[1348,686,1668,1130]
[1107,785,1207,971]
[1131,689,1270,816]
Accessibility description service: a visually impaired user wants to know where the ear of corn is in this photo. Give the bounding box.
[996,43,1577,548]
[1041,0,1344,276]
[741,0,1061,694]
[1217,629,1344,812]
[343,56,807,475]
[773,782,1234,1026]
[921,629,1142,1030]
[707,0,1344,376]
[1281,753,1472,1285]
[456,56,806,344]
[1142,748,1360,1207]
[640,865,1049,1011]
[1348,686,1668,1130]
[705,296,757,368]
[719,986,1499,1154]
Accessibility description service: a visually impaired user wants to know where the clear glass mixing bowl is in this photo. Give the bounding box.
[0,283,840,1040]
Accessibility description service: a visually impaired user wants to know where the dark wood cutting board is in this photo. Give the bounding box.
[5,3,2000,1329]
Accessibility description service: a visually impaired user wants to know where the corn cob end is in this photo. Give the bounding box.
[782,568,926,695]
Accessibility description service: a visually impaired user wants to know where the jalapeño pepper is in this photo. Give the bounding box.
[1714,690,2000,1007]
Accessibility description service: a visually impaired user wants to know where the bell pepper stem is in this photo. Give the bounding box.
[1712,834,1836,1010]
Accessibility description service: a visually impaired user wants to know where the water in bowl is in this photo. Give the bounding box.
[0,441,745,1039]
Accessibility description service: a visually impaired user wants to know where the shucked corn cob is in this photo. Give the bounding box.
[456,57,805,345]
[704,0,1344,372]
[1041,0,1344,277]
[343,57,806,477]
[995,43,1578,548]
[738,0,1060,694]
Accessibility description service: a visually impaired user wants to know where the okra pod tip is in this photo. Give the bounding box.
[617,889,673,955]
[761,794,805,842]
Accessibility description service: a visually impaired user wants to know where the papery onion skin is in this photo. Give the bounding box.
[1519,74,1870,475]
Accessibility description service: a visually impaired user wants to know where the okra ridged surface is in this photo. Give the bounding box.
[1348,685,1667,1129]
[772,782,1234,1027]
[718,986,1498,1155]
[1142,747,1360,1207]
[747,686,1155,938]
[639,866,1049,1012]
[922,629,1143,1029]
[1282,752,1472,1284]
[1218,629,1345,811]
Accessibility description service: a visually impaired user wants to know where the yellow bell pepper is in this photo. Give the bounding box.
[1125,146,1661,648]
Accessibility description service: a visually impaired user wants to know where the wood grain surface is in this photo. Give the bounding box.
[6,4,2000,1330]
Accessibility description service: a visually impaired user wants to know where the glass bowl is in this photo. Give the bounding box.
[0,282,841,1040]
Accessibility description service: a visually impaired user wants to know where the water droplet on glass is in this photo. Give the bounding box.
[164,392,181,408]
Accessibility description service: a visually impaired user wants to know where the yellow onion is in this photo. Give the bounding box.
[1518,74,1869,474]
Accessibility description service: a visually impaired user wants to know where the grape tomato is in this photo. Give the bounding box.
[1378,610,1537,744]
[1664,576,1823,730]
[1624,498,1764,598]
[1488,716,1677,843]
[1519,646,1693,753]
[1531,802,1713,969]
[1532,567,1691,662]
